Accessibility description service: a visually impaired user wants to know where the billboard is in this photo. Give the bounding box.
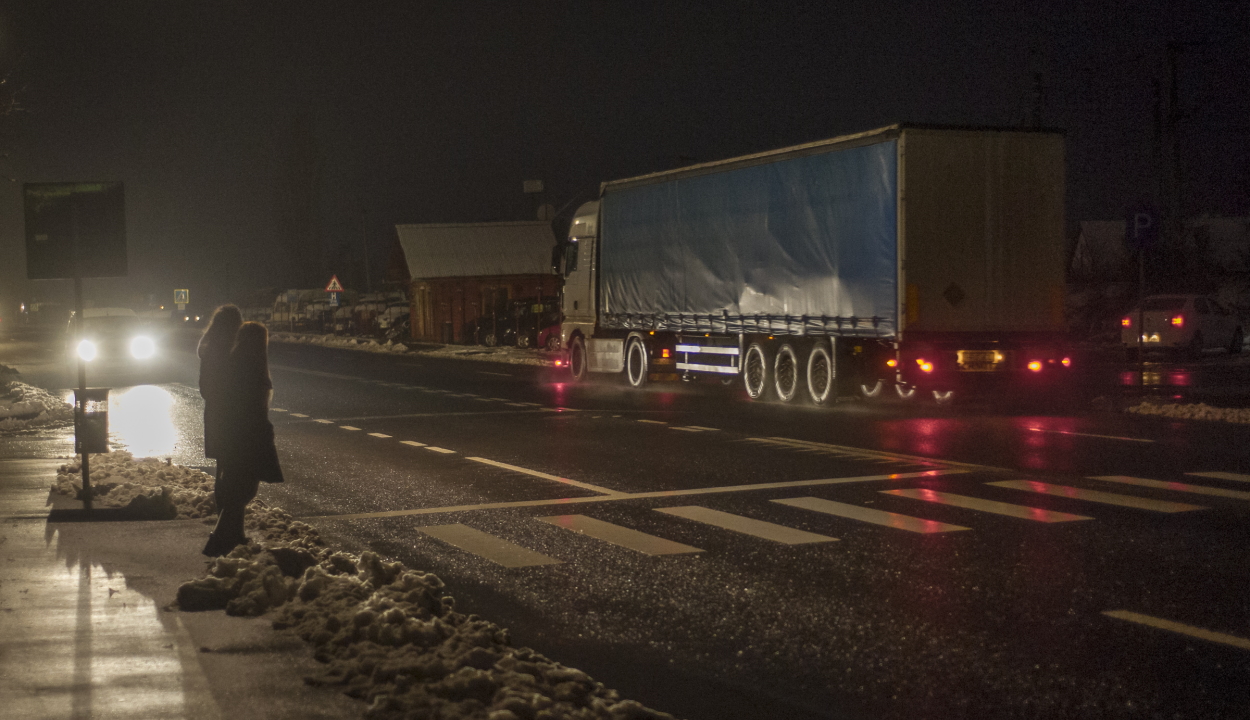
[24,182,127,280]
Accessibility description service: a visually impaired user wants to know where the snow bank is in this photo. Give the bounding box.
[52,451,675,720]
[0,380,74,431]
[271,331,558,367]
[1125,399,1250,424]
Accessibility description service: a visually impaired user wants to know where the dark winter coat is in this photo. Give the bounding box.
[198,345,233,460]
[218,360,284,484]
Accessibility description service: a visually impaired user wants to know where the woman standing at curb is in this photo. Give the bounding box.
[203,321,284,557]
[198,305,242,481]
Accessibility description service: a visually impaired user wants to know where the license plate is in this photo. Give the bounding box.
[957,350,1002,372]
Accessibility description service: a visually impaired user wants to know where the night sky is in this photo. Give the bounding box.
[1,1,1246,312]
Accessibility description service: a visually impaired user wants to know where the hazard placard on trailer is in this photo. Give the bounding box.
[325,275,344,292]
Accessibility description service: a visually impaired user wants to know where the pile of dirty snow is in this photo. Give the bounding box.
[178,544,674,720]
[1125,399,1250,424]
[0,380,74,431]
[50,450,674,719]
[271,332,409,354]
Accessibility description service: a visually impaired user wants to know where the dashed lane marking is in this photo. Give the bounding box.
[478,371,512,377]
[1185,471,1250,485]
[774,496,971,533]
[988,480,1207,513]
[882,488,1093,523]
[637,419,667,425]
[671,427,703,432]
[656,506,837,545]
[313,419,333,424]
[272,408,288,412]
[419,524,562,568]
[290,413,309,418]
[538,515,703,555]
[685,426,718,431]
[340,426,362,431]
[489,398,510,402]
[506,403,528,407]
[744,437,1002,472]
[425,447,456,454]
[466,457,623,496]
[314,469,963,521]
[1090,475,1250,502]
[400,441,426,448]
[1103,610,1250,652]
[368,432,392,438]
[1024,427,1154,443]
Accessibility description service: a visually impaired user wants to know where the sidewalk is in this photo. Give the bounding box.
[0,430,361,719]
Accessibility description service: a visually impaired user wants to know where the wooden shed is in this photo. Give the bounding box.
[391,221,560,343]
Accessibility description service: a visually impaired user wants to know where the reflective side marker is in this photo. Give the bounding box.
[988,480,1206,513]
[774,496,970,533]
[882,488,1092,523]
[656,506,837,545]
[539,515,702,555]
[419,524,562,567]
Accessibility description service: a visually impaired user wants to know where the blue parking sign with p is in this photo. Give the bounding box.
[1127,208,1158,251]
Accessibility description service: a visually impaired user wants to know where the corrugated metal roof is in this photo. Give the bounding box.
[395,221,555,279]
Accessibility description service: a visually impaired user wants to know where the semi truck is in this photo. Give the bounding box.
[554,124,1070,403]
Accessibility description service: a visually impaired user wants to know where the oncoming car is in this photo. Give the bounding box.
[1121,294,1244,356]
[66,308,164,364]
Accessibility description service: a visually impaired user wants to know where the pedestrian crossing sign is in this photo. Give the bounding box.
[325,275,345,292]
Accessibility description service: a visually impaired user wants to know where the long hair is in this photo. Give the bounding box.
[231,321,271,386]
[198,305,243,359]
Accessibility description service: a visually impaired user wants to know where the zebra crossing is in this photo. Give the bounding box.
[414,470,1250,567]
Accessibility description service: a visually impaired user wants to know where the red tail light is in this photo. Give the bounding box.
[1171,315,1184,327]
[555,360,563,366]
[916,358,934,373]
[661,348,670,358]
[1027,360,1043,372]
[886,358,898,368]
[1061,357,1071,367]
[1121,317,1131,327]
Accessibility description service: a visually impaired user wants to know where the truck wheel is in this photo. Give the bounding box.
[859,379,884,399]
[743,343,771,400]
[895,382,917,400]
[1230,327,1244,354]
[568,336,589,382]
[932,390,955,405]
[806,344,834,405]
[773,344,801,402]
[625,337,649,388]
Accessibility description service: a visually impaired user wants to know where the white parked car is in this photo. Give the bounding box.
[1121,294,1244,355]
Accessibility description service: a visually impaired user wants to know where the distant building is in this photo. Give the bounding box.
[390,221,560,343]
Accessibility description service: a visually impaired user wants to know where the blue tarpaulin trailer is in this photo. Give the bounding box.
[556,124,1070,404]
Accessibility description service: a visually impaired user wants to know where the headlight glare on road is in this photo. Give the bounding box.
[130,335,156,359]
[76,339,98,362]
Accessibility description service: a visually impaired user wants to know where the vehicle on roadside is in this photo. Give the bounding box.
[1121,294,1244,357]
[552,124,1073,405]
[66,308,165,365]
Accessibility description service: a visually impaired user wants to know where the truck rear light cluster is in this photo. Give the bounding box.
[661,348,670,358]
[1171,315,1184,327]
[915,358,934,373]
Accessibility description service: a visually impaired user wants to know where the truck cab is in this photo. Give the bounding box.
[557,201,601,378]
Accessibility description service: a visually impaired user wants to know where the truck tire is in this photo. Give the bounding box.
[743,343,771,400]
[625,337,649,388]
[859,379,884,400]
[568,335,589,382]
[773,344,801,402]
[932,390,955,405]
[895,382,917,400]
[806,344,834,405]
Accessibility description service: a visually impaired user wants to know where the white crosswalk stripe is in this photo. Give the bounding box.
[1090,476,1250,502]
[774,496,970,533]
[988,480,1206,513]
[882,488,1093,523]
[419,524,561,567]
[656,506,837,545]
[539,515,702,555]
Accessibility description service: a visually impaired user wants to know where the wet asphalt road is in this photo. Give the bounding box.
[12,332,1250,720]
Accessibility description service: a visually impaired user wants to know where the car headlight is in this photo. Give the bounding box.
[130,336,156,359]
[76,339,98,362]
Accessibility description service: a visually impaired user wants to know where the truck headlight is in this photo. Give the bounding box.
[77,339,98,362]
[130,336,156,359]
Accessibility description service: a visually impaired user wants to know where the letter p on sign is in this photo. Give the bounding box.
[1127,207,1158,251]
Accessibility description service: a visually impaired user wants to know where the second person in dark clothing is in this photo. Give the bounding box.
[203,321,284,557]
[198,305,242,479]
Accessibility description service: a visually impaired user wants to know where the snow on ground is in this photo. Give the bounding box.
[270,332,558,368]
[0,378,74,431]
[50,452,676,720]
[1124,398,1250,424]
